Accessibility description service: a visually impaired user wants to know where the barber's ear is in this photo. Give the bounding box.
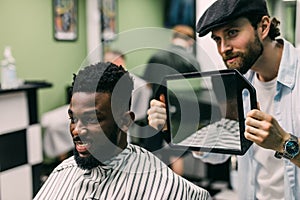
[260,16,271,39]
[120,111,135,132]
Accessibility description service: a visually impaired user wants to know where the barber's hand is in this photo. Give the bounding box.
[244,109,289,152]
[147,94,167,131]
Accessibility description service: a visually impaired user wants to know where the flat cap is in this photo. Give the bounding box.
[196,0,269,37]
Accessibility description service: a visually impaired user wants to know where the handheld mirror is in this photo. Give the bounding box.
[163,69,257,155]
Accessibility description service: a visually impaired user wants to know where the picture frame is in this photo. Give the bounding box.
[100,0,117,41]
[53,0,78,41]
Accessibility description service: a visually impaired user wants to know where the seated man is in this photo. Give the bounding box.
[34,62,210,199]
[41,50,151,159]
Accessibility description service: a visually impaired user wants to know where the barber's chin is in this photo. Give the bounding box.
[227,65,249,75]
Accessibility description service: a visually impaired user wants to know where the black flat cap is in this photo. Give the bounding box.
[196,0,269,37]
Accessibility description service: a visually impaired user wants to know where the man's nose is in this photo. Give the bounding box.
[219,39,232,55]
[72,121,87,136]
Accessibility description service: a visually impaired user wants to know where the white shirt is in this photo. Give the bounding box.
[253,75,284,200]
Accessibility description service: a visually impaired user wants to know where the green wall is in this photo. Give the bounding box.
[118,0,165,30]
[0,0,87,118]
[109,0,168,76]
[0,0,165,119]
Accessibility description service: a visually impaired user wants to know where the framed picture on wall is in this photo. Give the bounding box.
[100,0,117,41]
[53,0,78,41]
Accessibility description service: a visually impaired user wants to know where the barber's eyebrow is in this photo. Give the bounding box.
[211,22,241,39]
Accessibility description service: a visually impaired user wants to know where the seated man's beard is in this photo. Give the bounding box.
[73,149,104,170]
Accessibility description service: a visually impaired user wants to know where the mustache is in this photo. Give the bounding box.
[73,135,90,143]
[223,52,242,61]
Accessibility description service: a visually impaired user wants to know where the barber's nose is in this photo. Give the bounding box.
[219,40,232,55]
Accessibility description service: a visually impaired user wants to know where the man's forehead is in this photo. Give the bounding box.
[71,92,110,107]
[211,17,249,34]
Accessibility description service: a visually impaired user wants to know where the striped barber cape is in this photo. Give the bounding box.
[34,144,210,200]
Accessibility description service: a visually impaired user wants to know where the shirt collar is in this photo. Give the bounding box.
[246,39,298,89]
[276,38,298,89]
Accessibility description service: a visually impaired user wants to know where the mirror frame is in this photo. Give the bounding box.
[162,69,257,155]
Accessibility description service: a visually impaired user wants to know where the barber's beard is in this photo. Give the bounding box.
[224,31,263,74]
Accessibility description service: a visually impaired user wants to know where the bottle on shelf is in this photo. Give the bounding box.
[1,46,18,89]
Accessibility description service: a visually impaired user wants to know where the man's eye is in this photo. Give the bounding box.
[228,30,238,37]
[85,117,99,124]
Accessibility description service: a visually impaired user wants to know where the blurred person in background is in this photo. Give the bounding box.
[142,25,202,175]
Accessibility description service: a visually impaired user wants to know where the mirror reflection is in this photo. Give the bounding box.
[166,73,241,152]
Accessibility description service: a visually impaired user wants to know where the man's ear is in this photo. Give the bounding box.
[120,111,135,132]
[260,16,271,40]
